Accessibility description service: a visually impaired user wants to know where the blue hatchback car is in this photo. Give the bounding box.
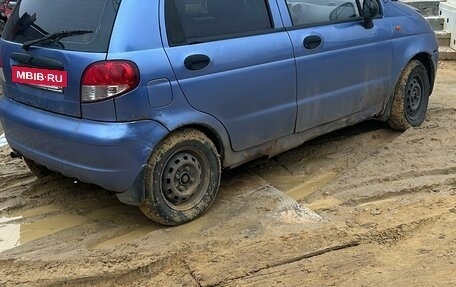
[0,0,438,225]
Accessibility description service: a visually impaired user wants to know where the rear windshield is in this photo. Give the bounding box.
[2,0,121,52]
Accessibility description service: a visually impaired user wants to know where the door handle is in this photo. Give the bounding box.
[184,54,210,71]
[303,35,322,50]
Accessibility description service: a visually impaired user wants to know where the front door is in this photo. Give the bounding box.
[279,0,394,132]
[162,0,297,151]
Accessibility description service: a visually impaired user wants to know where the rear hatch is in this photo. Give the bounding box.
[0,0,120,117]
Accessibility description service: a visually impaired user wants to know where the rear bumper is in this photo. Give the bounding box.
[0,96,169,205]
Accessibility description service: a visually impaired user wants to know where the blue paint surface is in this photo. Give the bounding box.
[0,0,438,205]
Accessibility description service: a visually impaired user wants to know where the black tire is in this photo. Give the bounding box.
[387,60,430,131]
[139,129,221,226]
[24,158,52,178]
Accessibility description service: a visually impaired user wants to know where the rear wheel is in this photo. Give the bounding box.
[387,60,430,131]
[24,158,52,178]
[139,129,221,226]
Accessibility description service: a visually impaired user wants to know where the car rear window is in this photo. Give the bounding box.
[2,0,121,52]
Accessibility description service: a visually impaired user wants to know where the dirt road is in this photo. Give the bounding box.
[1,62,456,287]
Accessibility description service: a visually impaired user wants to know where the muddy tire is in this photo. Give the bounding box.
[24,158,52,178]
[387,60,430,131]
[139,129,221,226]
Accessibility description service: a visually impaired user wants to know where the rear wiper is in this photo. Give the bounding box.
[22,30,93,51]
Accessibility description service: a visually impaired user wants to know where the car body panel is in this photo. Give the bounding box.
[0,95,169,194]
[0,0,439,206]
[163,34,297,152]
[287,20,393,132]
[1,43,106,117]
[384,1,439,91]
[161,0,297,152]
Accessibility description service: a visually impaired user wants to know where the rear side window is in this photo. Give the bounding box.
[166,0,273,46]
[2,0,121,52]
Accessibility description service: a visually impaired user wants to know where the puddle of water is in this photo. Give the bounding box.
[84,205,149,226]
[93,226,157,250]
[0,133,7,148]
[252,161,339,201]
[285,171,339,201]
[0,198,134,253]
[0,216,22,252]
[71,197,120,211]
[0,213,88,253]
[172,215,209,236]
[19,214,88,244]
[359,197,397,207]
[10,204,61,218]
[308,197,342,211]
[251,164,301,192]
[264,175,306,193]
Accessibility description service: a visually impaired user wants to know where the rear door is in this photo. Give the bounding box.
[162,0,297,152]
[0,0,120,117]
[279,0,393,132]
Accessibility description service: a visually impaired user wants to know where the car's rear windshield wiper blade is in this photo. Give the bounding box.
[22,30,93,51]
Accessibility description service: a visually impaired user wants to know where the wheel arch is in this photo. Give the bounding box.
[379,52,435,121]
[411,52,435,94]
[168,124,226,168]
[385,58,430,130]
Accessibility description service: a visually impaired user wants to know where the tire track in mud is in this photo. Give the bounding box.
[1,115,455,287]
[219,217,454,287]
[341,166,456,188]
[2,207,449,287]
[0,159,160,258]
[1,63,456,287]
[302,102,456,206]
[0,163,324,286]
[68,199,454,287]
[338,174,456,206]
[0,173,33,189]
[146,202,453,287]
[249,121,401,203]
[207,205,454,287]
[0,250,185,287]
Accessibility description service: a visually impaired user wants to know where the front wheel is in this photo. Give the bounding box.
[139,129,221,226]
[387,60,430,131]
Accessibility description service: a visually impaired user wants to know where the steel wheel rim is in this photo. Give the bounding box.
[160,147,210,211]
[405,76,423,120]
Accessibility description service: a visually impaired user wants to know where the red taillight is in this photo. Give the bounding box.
[81,60,139,103]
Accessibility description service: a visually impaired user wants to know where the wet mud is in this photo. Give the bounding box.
[0,62,456,286]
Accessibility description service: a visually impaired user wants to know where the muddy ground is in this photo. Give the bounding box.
[1,62,456,287]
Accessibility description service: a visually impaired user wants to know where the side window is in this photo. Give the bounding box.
[166,0,273,46]
[286,0,361,26]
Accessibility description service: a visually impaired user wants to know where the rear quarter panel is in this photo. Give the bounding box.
[107,0,234,166]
